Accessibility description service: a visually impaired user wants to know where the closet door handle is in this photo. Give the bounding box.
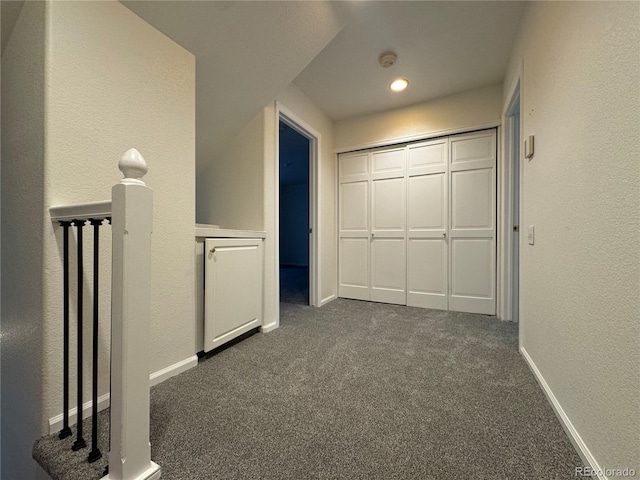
[209,247,216,254]
[442,232,447,238]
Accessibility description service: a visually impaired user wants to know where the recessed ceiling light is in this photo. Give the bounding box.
[390,78,409,92]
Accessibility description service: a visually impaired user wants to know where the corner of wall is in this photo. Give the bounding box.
[1,1,47,477]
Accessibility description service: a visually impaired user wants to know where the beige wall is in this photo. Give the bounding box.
[504,1,639,471]
[41,0,196,434]
[1,2,46,477]
[198,83,337,329]
[196,110,265,231]
[334,84,502,152]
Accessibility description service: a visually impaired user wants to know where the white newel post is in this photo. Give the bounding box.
[104,149,161,480]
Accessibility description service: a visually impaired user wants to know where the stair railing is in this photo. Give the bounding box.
[49,148,160,480]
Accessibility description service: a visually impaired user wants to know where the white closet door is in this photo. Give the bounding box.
[370,148,406,304]
[407,139,449,310]
[338,151,370,300]
[449,130,496,315]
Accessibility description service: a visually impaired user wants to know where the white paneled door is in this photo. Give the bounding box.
[449,130,496,314]
[338,151,370,301]
[407,139,449,309]
[370,148,406,304]
[338,128,496,315]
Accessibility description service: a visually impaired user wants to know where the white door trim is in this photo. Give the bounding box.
[276,102,321,307]
[334,121,501,155]
[498,73,522,322]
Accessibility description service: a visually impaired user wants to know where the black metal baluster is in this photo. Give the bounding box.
[59,221,73,440]
[103,217,111,476]
[88,219,103,463]
[72,220,87,451]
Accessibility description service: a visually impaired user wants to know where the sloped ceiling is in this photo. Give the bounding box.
[121,1,356,173]
[122,1,525,173]
[294,1,526,121]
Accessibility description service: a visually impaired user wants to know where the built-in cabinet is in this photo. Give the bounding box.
[196,226,265,353]
[338,129,496,315]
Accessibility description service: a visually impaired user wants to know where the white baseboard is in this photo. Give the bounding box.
[520,347,604,480]
[260,321,278,333]
[48,392,112,434]
[319,294,336,307]
[49,355,198,434]
[149,355,198,387]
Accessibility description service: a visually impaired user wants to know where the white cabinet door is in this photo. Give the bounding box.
[370,148,406,305]
[203,238,263,352]
[407,139,449,310]
[449,130,496,315]
[338,152,370,300]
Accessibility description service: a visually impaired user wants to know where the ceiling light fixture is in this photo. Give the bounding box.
[390,78,409,92]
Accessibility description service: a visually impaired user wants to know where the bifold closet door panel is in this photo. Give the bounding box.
[449,130,496,315]
[339,152,370,300]
[407,139,449,310]
[370,148,406,305]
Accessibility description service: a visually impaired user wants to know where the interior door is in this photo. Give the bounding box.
[338,151,370,301]
[406,139,449,310]
[370,147,406,304]
[449,130,497,315]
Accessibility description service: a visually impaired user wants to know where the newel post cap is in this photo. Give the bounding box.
[119,148,148,185]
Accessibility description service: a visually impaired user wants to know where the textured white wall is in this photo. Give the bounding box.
[334,84,502,152]
[196,111,265,230]
[42,0,195,430]
[277,84,338,305]
[1,2,46,477]
[504,1,639,471]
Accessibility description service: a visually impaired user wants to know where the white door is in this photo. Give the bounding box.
[449,130,497,315]
[370,147,406,304]
[204,238,263,352]
[338,151,370,301]
[406,139,449,310]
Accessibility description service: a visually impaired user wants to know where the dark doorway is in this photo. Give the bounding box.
[279,121,310,305]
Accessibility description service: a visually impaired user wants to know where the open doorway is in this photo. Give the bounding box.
[279,121,311,305]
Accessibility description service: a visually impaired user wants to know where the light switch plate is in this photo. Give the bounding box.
[524,135,535,159]
[527,225,535,245]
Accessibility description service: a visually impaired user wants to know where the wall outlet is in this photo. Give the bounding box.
[527,225,535,245]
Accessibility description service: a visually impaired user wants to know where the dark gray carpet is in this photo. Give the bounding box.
[280,265,309,305]
[34,299,583,479]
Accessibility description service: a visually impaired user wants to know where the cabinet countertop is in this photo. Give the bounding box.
[195,224,266,239]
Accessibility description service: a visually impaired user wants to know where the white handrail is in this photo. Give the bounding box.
[102,148,160,480]
[49,200,112,221]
